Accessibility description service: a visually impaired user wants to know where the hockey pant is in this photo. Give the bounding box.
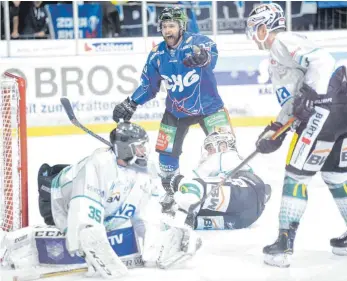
[38,163,69,225]
[281,99,347,228]
[155,108,234,178]
[194,171,268,230]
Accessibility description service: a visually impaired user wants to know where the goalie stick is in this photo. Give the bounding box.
[12,267,88,281]
[189,117,298,213]
[60,97,113,147]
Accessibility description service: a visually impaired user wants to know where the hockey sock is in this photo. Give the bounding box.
[159,154,179,181]
[327,182,347,223]
[279,175,308,229]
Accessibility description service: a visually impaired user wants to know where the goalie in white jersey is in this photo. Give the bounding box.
[246,3,347,268]
[1,121,201,277]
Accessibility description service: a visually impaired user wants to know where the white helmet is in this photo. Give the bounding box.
[202,131,236,158]
[246,3,286,42]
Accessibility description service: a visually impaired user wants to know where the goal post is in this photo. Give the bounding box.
[0,72,28,231]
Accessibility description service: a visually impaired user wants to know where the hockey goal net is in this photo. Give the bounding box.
[0,72,28,231]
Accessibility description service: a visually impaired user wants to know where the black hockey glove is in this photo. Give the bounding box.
[293,84,317,123]
[256,122,286,154]
[112,97,137,122]
[183,45,211,68]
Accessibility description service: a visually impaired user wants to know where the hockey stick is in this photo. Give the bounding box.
[12,267,88,281]
[60,98,112,147]
[189,117,297,212]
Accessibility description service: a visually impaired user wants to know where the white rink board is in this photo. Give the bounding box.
[2,127,347,281]
[0,53,346,130]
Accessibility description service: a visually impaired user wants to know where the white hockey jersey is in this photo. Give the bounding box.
[50,147,156,233]
[269,32,336,124]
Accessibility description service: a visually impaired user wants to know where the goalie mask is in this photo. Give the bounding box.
[202,132,236,158]
[110,121,150,167]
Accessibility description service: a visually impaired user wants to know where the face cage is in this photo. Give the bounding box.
[202,140,232,156]
[246,22,269,43]
[128,140,150,166]
[246,14,286,42]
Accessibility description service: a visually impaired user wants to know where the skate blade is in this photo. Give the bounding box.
[332,247,347,256]
[264,253,291,268]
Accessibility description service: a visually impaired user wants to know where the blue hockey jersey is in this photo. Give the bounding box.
[131,32,224,118]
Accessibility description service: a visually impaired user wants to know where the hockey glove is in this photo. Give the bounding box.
[256,122,286,154]
[183,45,211,68]
[112,97,137,122]
[293,83,316,123]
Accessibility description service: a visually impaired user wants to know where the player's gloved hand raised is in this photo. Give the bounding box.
[112,97,137,122]
[183,45,211,68]
[293,83,316,123]
[256,122,286,154]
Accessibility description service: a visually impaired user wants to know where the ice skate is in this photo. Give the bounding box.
[263,222,299,268]
[330,231,347,256]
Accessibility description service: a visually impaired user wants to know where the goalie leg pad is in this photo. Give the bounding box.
[79,225,128,279]
[0,226,39,269]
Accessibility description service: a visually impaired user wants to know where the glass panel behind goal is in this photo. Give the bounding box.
[0,72,28,231]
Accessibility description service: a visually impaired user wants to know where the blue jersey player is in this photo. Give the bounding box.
[112,6,235,210]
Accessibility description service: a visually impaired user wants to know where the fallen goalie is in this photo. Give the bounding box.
[0,121,202,279]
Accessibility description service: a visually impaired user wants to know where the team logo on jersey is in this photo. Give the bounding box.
[113,204,136,219]
[161,70,200,92]
[107,191,121,203]
[276,87,291,106]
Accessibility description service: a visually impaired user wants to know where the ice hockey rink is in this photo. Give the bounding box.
[2,126,347,281]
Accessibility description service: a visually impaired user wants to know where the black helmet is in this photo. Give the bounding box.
[110,121,149,167]
[157,6,188,32]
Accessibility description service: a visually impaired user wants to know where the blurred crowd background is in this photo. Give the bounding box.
[0,1,346,40]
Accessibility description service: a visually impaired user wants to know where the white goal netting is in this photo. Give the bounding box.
[0,73,27,231]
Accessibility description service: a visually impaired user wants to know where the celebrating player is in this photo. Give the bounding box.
[246,3,347,267]
[0,122,202,277]
[112,6,236,211]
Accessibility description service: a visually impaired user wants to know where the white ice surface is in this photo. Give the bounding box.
[1,127,347,281]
